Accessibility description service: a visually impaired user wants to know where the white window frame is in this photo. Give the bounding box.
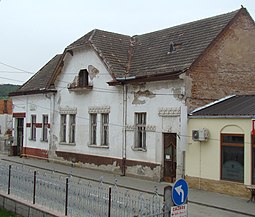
[60,114,67,143]
[90,113,97,145]
[135,112,146,149]
[31,115,36,141]
[42,114,48,142]
[101,113,109,146]
[69,114,76,144]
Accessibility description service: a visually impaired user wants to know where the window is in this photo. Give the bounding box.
[60,114,67,143]
[78,69,89,87]
[42,115,48,142]
[221,134,244,182]
[101,113,109,146]
[90,114,97,145]
[31,115,36,141]
[69,114,76,143]
[135,112,146,149]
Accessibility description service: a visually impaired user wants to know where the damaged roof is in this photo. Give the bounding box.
[190,95,255,117]
[9,54,62,96]
[10,7,251,95]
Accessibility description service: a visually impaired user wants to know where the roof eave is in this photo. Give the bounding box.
[9,89,57,97]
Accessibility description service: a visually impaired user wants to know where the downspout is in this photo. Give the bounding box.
[116,76,136,176]
[122,83,127,176]
[49,92,56,158]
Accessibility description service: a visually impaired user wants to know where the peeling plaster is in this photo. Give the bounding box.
[132,90,155,104]
[88,65,99,80]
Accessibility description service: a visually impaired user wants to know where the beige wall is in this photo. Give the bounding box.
[186,118,252,186]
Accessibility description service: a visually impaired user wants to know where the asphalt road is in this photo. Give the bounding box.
[189,203,250,217]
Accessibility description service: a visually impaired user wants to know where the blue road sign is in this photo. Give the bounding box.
[172,178,188,206]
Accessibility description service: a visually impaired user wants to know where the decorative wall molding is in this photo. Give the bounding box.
[126,125,135,131]
[88,106,110,114]
[125,125,156,132]
[59,107,77,114]
[158,107,181,117]
[146,125,156,132]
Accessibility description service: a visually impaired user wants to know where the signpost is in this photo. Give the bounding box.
[171,178,188,217]
[172,178,188,206]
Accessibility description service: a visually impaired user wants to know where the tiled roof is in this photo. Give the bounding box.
[10,54,62,95]
[12,8,247,94]
[190,95,255,117]
[129,9,239,77]
[67,29,131,76]
[66,9,241,79]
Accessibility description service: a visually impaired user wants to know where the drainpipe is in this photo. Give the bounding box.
[116,76,136,176]
[122,83,127,176]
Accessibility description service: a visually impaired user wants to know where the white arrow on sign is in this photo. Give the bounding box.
[175,185,184,202]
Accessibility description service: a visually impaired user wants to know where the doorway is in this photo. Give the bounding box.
[16,118,24,156]
[163,133,177,182]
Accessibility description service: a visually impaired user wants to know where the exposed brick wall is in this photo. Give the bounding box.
[0,99,12,114]
[187,10,255,110]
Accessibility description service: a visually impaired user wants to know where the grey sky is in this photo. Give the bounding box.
[0,0,254,85]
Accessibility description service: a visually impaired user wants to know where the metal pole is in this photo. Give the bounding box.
[33,171,36,204]
[65,177,69,216]
[108,187,112,217]
[8,165,11,195]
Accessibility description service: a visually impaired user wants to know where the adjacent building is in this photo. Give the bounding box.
[186,95,255,197]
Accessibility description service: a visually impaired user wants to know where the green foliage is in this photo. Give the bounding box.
[0,208,18,216]
[0,84,20,99]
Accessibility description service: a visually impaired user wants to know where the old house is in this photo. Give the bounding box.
[10,7,255,181]
[186,95,255,197]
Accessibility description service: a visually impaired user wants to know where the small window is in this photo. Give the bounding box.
[90,114,97,145]
[60,114,67,143]
[42,115,48,142]
[78,69,89,87]
[31,115,36,141]
[135,112,146,149]
[69,114,76,143]
[101,113,109,146]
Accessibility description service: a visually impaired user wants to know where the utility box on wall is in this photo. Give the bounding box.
[192,128,209,141]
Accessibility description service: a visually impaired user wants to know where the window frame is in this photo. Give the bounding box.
[31,115,36,141]
[69,114,76,144]
[101,113,109,146]
[134,112,146,150]
[60,114,67,143]
[90,113,97,145]
[220,133,244,182]
[78,69,89,87]
[42,114,48,142]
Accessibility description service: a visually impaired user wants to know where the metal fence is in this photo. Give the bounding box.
[0,162,164,216]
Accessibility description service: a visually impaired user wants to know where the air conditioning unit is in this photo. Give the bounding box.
[192,128,209,141]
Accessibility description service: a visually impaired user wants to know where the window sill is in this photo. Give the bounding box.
[131,146,147,152]
[60,142,76,146]
[40,139,48,142]
[28,138,36,141]
[88,144,109,149]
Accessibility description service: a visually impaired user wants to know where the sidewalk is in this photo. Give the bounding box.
[1,155,254,216]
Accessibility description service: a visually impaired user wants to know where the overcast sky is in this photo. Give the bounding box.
[0,0,254,85]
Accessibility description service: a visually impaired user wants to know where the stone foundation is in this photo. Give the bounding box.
[185,176,250,198]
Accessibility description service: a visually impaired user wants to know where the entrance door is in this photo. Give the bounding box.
[163,133,177,182]
[16,118,24,156]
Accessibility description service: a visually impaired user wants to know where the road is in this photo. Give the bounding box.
[189,203,249,217]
